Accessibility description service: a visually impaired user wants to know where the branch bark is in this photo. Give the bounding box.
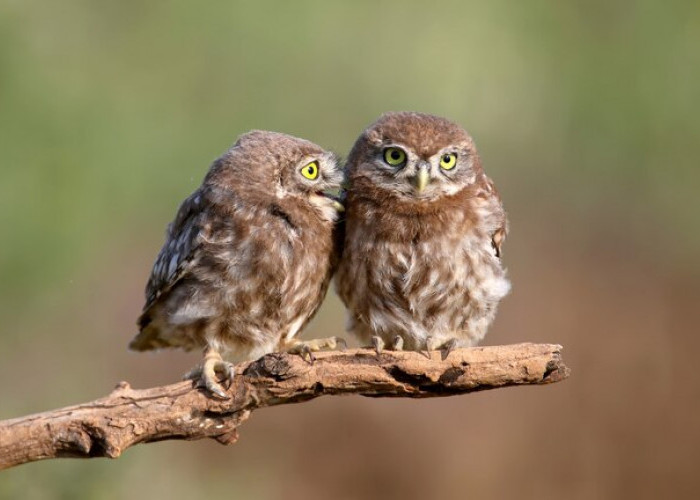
[0,343,569,470]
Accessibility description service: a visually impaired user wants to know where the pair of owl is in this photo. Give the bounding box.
[130,112,511,398]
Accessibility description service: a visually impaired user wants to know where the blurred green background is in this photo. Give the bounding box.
[1,0,699,498]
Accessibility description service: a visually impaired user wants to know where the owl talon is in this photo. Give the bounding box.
[421,336,433,359]
[391,335,404,351]
[426,336,442,352]
[184,348,233,399]
[283,336,345,362]
[300,344,316,364]
[371,335,385,356]
[219,362,234,389]
[202,376,230,399]
[336,337,348,352]
[440,338,459,360]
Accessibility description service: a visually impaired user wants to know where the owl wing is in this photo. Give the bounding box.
[141,189,207,314]
[479,175,508,258]
[491,224,507,258]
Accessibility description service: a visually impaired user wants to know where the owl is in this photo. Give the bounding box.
[335,112,510,355]
[130,131,344,397]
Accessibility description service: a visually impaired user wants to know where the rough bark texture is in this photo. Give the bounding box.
[0,343,569,470]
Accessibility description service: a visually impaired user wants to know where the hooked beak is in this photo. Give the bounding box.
[332,199,345,212]
[321,190,345,212]
[415,165,430,193]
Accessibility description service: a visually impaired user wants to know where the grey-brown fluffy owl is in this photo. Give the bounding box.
[335,112,510,354]
[130,131,344,397]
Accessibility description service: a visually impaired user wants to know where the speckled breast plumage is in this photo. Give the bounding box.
[336,181,510,350]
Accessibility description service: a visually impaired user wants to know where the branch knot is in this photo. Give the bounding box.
[243,353,293,380]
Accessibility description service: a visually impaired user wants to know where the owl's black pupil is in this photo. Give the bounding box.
[391,151,400,160]
[443,155,450,162]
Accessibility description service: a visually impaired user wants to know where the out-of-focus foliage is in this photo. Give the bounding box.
[1,1,698,499]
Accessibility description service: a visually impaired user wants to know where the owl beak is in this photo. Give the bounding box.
[332,199,345,212]
[321,191,345,212]
[415,165,430,193]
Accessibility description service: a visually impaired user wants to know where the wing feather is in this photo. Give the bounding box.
[477,174,508,258]
[142,190,207,313]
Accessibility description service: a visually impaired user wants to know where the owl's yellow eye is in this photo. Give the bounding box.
[439,153,457,170]
[383,147,406,166]
[300,161,319,180]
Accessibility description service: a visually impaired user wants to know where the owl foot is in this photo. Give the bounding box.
[367,335,402,355]
[184,348,234,399]
[422,336,438,359]
[423,337,464,360]
[284,336,347,363]
[437,338,459,361]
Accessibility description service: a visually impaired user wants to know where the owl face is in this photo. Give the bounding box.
[208,130,343,221]
[277,145,343,221]
[347,112,482,201]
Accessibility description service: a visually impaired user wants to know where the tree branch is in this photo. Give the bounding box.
[0,343,569,470]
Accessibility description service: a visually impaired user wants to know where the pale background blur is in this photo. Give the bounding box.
[1,1,699,499]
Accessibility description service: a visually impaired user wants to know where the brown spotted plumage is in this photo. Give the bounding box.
[335,112,510,353]
[130,131,343,396]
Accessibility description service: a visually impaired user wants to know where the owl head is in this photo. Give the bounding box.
[206,130,343,221]
[346,112,483,202]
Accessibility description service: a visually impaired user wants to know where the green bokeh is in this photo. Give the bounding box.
[2,0,698,307]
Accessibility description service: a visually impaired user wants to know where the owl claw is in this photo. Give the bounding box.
[184,348,234,399]
[391,335,404,351]
[299,344,316,364]
[202,377,230,399]
[419,337,464,360]
[440,338,459,361]
[336,337,348,352]
[283,336,346,363]
[371,335,385,356]
[422,336,435,359]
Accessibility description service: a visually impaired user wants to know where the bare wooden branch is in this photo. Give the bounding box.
[0,343,569,470]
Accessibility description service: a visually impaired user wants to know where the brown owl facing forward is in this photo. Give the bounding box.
[130,131,344,397]
[335,112,510,355]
